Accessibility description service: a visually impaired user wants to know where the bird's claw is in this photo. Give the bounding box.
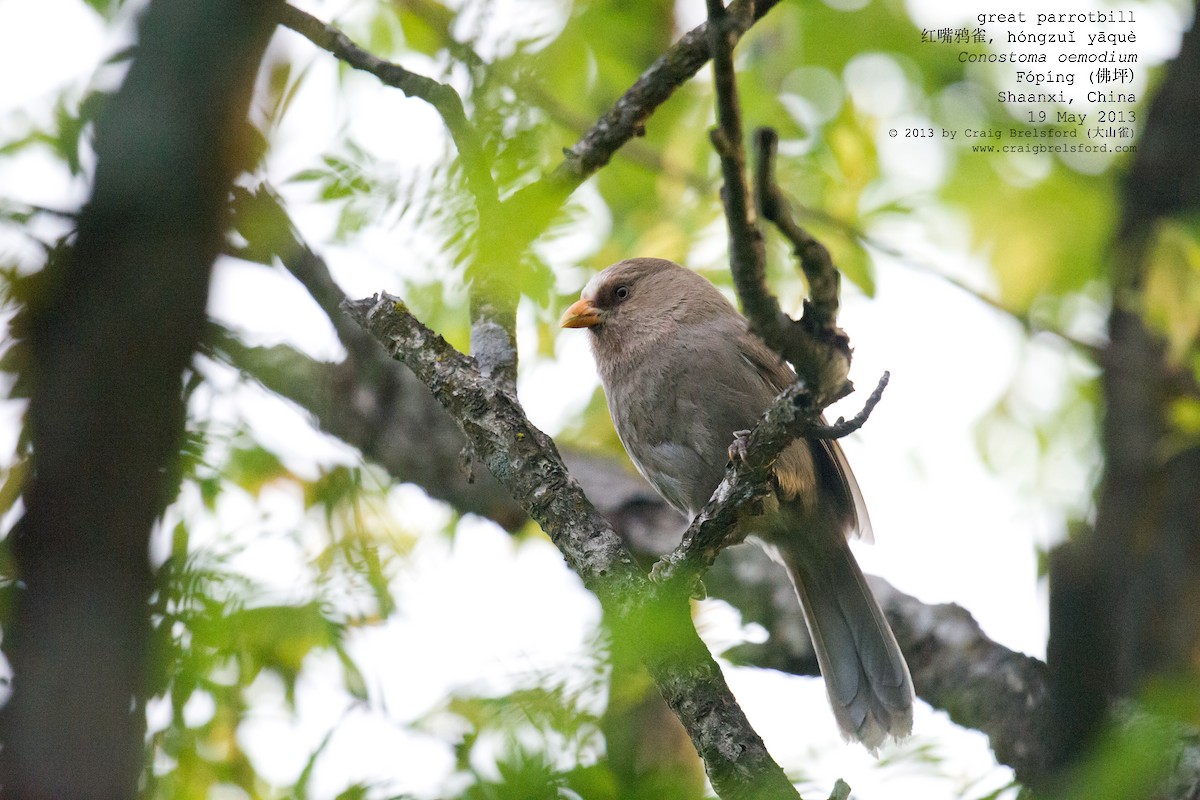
[727,430,752,464]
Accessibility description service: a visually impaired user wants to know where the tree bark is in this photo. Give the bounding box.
[1047,7,1200,776]
[0,1,279,796]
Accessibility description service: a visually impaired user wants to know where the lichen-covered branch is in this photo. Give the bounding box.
[343,293,803,799]
[343,294,635,590]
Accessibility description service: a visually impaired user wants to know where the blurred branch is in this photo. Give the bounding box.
[343,293,804,799]
[229,186,394,370]
[205,325,528,531]
[498,0,783,258]
[525,82,712,192]
[870,580,1055,784]
[0,200,78,224]
[557,0,780,182]
[0,0,280,794]
[1047,13,1200,779]
[835,218,1106,359]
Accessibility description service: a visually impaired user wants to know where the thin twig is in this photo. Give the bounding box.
[808,372,890,439]
[755,128,839,329]
[835,217,1106,358]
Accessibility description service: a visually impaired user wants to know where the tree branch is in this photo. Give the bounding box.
[278,4,497,214]
[210,291,1154,788]
[1047,10,1200,777]
[557,0,780,183]
[0,0,281,794]
[705,6,852,407]
[343,293,803,799]
[706,0,776,340]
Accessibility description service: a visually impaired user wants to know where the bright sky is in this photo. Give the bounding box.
[0,0,1191,797]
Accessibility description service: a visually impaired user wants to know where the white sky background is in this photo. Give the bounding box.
[0,0,1193,797]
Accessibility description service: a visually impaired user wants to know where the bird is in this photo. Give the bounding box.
[560,257,913,751]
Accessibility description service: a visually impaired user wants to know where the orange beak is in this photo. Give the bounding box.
[560,297,604,329]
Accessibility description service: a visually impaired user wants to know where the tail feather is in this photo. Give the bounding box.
[774,530,914,752]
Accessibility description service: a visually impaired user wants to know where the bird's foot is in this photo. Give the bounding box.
[727,430,752,465]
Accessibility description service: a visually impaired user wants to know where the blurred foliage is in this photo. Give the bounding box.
[138,423,400,798]
[412,677,619,800]
[1059,679,1200,800]
[0,0,1197,797]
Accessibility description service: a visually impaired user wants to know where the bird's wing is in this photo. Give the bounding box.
[735,326,873,541]
[817,438,874,543]
[733,327,797,394]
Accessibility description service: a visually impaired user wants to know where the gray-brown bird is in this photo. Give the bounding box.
[560,257,913,751]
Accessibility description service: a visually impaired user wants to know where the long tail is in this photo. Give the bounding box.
[774,528,914,752]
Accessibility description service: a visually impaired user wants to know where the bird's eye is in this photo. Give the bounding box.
[615,285,630,300]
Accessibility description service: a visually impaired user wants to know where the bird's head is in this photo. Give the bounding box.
[559,257,730,346]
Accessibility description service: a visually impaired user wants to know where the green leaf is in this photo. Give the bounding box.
[225,443,292,497]
[82,0,127,18]
[201,602,342,704]
[0,457,28,520]
[305,465,362,513]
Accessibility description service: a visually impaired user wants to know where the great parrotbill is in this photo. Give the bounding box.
[561,257,913,750]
